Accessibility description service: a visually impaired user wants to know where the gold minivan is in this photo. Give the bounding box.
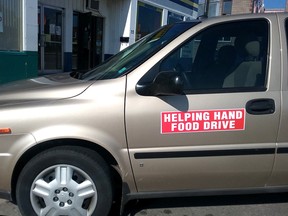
[0,13,288,216]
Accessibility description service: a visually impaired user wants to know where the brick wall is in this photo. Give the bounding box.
[231,0,252,14]
[219,0,223,14]
[215,0,265,16]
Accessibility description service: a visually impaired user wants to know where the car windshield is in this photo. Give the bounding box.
[78,21,200,81]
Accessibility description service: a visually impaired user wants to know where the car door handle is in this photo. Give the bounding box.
[246,99,275,115]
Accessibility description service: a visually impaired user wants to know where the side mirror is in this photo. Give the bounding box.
[136,71,184,96]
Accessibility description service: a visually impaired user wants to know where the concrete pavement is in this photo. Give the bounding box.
[2,193,288,216]
[0,199,21,216]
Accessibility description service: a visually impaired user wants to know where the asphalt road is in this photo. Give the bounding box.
[1,193,288,216]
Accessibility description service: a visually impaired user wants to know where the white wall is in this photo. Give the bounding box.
[102,0,132,55]
[23,0,38,51]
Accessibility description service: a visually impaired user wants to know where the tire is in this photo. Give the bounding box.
[16,146,113,216]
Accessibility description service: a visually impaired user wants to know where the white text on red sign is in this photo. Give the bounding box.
[161,109,245,134]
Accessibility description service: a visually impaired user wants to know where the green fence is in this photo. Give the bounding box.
[0,51,38,84]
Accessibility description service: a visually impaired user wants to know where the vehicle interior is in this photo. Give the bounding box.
[157,19,269,94]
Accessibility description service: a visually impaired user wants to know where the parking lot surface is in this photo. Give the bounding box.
[2,193,288,216]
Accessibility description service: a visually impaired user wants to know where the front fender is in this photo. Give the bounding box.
[0,133,36,196]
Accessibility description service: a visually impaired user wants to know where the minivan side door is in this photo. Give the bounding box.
[267,14,288,186]
[126,15,281,192]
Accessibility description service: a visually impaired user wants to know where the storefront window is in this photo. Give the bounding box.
[208,0,220,17]
[72,13,79,70]
[198,0,206,16]
[0,0,22,51]
[222,0,232,15]
[136,2,162,41]
[43,7,63,70]
[38,6,63,72]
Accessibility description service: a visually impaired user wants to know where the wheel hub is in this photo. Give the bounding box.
[30,165,98,216]
[53,187,74,208]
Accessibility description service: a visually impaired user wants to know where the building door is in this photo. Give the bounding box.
[74,12,103,71]
[38,6,63,74]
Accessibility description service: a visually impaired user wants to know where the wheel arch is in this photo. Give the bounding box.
[11,138,123,203]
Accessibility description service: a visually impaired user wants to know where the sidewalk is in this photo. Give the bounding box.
[0,199,21,216]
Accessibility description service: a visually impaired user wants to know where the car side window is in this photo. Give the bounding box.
[160,19,269,93]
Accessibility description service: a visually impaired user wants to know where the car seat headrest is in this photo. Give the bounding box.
[245,41,260,57]
[235,34,259,58]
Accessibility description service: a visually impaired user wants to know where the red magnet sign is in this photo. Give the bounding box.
[161,109,245,134]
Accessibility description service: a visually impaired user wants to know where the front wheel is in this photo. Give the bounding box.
[16,146,113,216]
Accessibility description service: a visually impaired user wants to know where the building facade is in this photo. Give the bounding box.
[198,0,264,17]
[0,0,198,84]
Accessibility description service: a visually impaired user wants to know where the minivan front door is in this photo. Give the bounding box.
[126,17,280,192]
